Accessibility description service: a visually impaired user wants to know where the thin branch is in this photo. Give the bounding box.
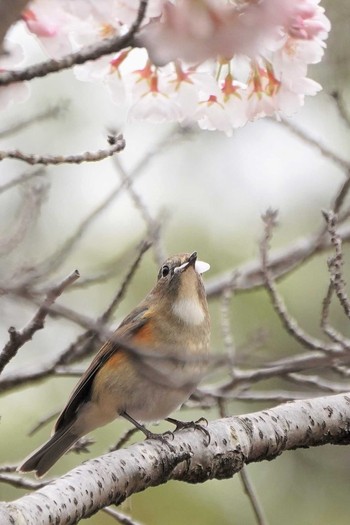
[19,125,190,282]
[217,397,268,525]
[0,0,148,87]
[113,155,166,265]
[277,118,350,172]
[331,91,350,129]
[240,466,269,525]
[205,222,350,298]
[109,428,140,452]
[0,270,80,376]
[54,240,152,367]
[219,273,237,361]
[285,373,348,393]
[0,473,47,490]
[0,133,125,166]
[0,177,48,256]
[320,282,350,347]
[323,210,350,318]
[0,102,67,139]
[331,175,350,215]
[28,410,59,437]
[259,209,341,352]
[0,168,45,195]
[99,240,151,325]
[103,507,144,525]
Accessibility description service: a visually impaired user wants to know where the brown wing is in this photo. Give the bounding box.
[54,304,149,432]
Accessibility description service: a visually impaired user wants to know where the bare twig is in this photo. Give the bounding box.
[54,240,152,367]
[320,282,350,347]
[259,209,341,352]
[0,473,47,490]
[206,222,350,298]
[109,428,139,452]
[331,175,350,215]
[0,168,45,195]
[99,240,152,324]
[0,102,67,139]
[240,466,269,525]
[103,506,144,525]
[323,210,350,318]
[219,273,237,360]
[0,0,148,87]
[0,177,48,256]
[218,394,268,525]
[0,270,80,375]
[113,156,166,265]
[286,373,348,393]
[0,133,125,166]
[331,91,350,128]
[277,118,350,172]
[20,125,190,282]
[28,410,59,436]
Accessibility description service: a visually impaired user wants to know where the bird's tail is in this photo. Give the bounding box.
[18,425,79,477]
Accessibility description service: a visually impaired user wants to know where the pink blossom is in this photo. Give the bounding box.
[128,91,183,123]
[15,0,332,132]
[140,0,296,66]
[287,0,331,40]
[23,0,77,57]
[129,68,183,122]
[194,95,233,135]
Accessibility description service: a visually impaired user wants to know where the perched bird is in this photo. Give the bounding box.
[19,251,211,476]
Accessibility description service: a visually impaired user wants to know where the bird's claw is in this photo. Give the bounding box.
[144,429,176,453]
[166,417,211,446]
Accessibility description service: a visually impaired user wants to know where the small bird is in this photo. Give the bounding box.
[19,251,210,476]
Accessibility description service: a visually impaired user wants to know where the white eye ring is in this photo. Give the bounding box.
[195,260,210,274]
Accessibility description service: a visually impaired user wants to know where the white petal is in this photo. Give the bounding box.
[174,261,189,274]
[195,260,210,274]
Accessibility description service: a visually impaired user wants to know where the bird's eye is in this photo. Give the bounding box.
[161,265,170,278]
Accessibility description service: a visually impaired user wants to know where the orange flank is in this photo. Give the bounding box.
[104,349,128,371]
[132,321,155,346]
[103,321,155,372]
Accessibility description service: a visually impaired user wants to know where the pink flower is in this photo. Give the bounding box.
[194,95,233,135]
[129,69,183,122]
[140,0,299,66]
[287,0,331,40]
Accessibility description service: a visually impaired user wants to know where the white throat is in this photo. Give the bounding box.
[172,297,205,326]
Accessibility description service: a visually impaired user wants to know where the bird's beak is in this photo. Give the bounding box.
[174,252,210,275]
[188,251,197,267]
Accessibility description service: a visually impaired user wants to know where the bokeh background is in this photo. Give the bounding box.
[1,1,350,523]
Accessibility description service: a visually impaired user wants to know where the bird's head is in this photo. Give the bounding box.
[153,251,210,326]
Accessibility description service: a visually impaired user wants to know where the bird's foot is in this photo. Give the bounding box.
[121,411,176,452]
[142,428,176,452]
[165,417,210,445]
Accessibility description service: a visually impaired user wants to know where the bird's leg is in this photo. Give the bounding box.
[121,411,175,451]
[165,416,211,445]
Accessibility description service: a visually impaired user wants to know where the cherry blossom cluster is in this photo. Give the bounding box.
[2,0,330,134]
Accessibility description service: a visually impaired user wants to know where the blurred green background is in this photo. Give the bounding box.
[1,1,350,523]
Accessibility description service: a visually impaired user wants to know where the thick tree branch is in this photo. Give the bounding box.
[2,393,350,524]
